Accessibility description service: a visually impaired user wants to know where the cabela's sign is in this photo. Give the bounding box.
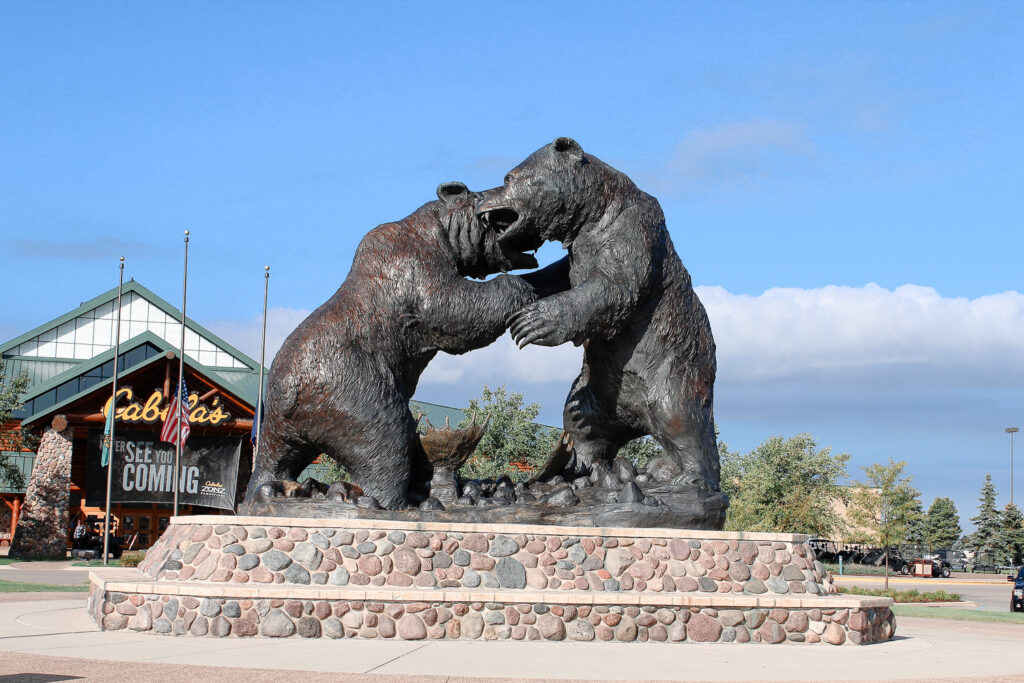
[101,387,231,427]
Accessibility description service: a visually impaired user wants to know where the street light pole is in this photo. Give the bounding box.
[1008,427,1020,507]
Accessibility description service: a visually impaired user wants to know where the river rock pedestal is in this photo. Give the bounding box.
[88,516,894,644]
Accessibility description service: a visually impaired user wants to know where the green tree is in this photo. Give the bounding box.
[849,459,920,589]
[968,474,1006,566]
[618,436,662,470]
[723,433,850,538]
[1002,503,1024,566]
[922,497,963,550]
[903,497,926,546]
[0,360,31,490]
[457,385,558,482]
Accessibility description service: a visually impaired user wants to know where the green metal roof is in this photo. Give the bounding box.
[0,451,34,494]
[0,357,78,390]
[409,400,469,429]
[0,280,260,373]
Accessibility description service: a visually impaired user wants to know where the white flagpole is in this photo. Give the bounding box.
[173,230,189,517]
[102,257,125,566]
[254,266,270,471]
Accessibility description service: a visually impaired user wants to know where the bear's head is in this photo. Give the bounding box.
[474,137,604,253]
[435,181,539,279]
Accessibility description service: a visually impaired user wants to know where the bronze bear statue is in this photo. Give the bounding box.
[476,137,721,494]
[246,182,538,509]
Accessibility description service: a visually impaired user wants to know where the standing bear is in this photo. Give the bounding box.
[246,182,538,510]
[475,137,721,494]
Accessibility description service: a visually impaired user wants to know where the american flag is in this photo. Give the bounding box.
[160,379,191,446]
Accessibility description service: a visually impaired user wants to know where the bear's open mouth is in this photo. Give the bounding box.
[478,207,520,235]
[478,207,541,270]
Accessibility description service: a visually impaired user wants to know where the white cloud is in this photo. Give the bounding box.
[698,283,1024,390]
[421,335,583,386]
[655,119,815,192]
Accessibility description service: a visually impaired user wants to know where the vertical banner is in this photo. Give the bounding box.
[87,430,240,510]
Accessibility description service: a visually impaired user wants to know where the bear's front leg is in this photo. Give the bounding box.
[507,292,586,348]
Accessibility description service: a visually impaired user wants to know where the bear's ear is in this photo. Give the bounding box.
[437,181,469,203]
[553,136,584,161]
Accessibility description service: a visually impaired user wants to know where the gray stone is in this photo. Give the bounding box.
[238,554,260,571]
[744,578,767,594]
[297,616,322,638]
[330,567,350,586]
[538,614,566,640]
[293,542,323,570]
[183,543,204,564]
[567,543,587,565]
[262,550,292,571]
[698,577,717,592]
[285,564,311,584]
[223,543,245,556]
[210,616,231,637]
[721,626,736,642]
[615,619,638,641]
[556,560,574,570]
[495,557,526,589]
[480,572,499,588]
[153,617,172,634]
[189,616,209,636]
[312,571,328,584]
[374,539,395,555]
[164,599,179,621]
[357,541,376,554]
[603,578,621,591]
[462,569,481,588]
[766,576,790,594]
[222,602,241,619]
[199,599,221,618]
[453,549,471,566]
[398,615,426,640]
[341,545,359,559]
[745,609,766,629]
[324,617,343,638]
[127,604,152,631]
[606,548,635,577]
[567,619,595,641]
[261,609,296,637]
[433,551,452,568]
[387,531,406,545]
[248,527,267,539]
[488,536,518,557]
[484,611,505,625]
[782,565,805,581]
[719,610,744,627]
[463,612,484,639]
[309,532,330,549]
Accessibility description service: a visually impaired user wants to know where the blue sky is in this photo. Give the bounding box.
[2,2,1022,529]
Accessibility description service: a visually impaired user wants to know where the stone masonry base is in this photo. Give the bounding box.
[87,516,894,645]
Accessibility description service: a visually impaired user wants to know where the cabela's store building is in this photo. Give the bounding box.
[0,281,466,554]
[0,281,262,551]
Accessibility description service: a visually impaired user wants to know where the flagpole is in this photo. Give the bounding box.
[254,266,270,471]
[102,257,125,566]
[173,230,189,517]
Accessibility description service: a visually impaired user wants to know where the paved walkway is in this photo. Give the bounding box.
[1,598,1024,681]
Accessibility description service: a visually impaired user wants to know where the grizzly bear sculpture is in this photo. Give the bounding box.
[476,137,721,495]
[245,182,538,510]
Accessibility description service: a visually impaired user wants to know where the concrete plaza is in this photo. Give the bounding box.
[1,596,1024,682]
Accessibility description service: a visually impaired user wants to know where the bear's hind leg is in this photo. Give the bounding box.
[647,366,720,492]
[321,399,414,510]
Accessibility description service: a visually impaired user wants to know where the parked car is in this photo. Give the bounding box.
[861,548,909,573]
[901,557,947,577]
[926,549,969,573]
[1009,567,1024,612]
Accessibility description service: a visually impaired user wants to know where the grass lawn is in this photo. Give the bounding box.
[0,579,89,592]
[893,605,1024,624]
[838,585,961,602]
[0,558,16,566]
